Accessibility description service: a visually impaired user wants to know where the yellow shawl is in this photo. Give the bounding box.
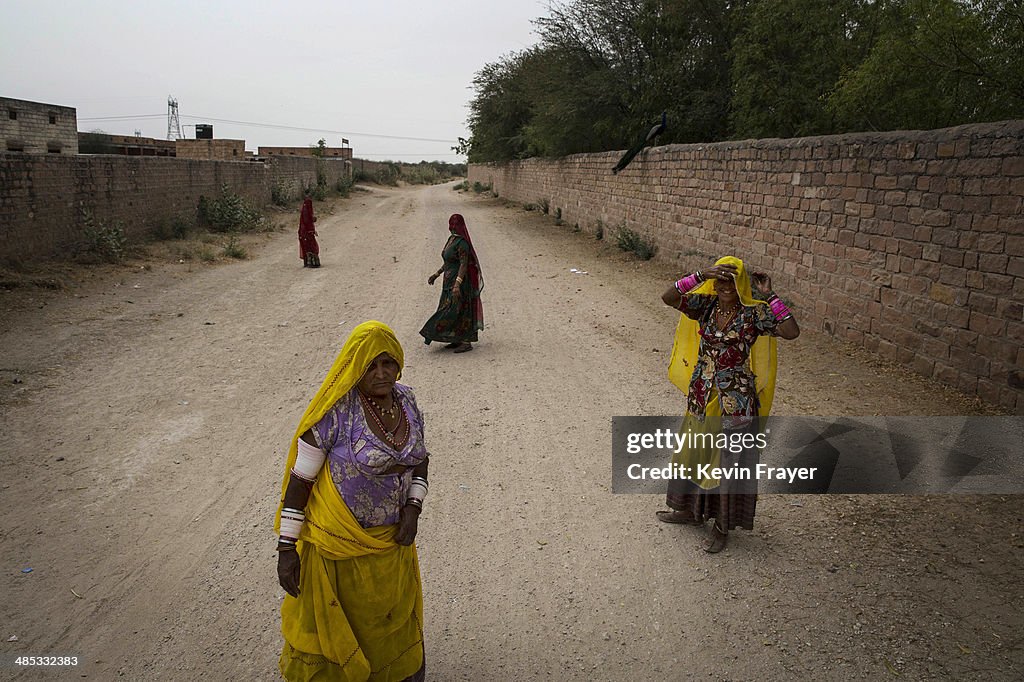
[276,321,423,681]
[666,257,777,489]
[666,255,777,416]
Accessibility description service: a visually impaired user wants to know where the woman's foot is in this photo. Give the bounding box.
[656,510,702,525]
[702,523,728,553]
[444,342,461,349]
[453,342,473,353]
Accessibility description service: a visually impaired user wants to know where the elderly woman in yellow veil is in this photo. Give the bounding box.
[275,321,429,681]
[657,257,799,553]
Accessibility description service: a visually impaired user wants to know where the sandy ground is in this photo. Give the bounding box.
[1,182,1021,681]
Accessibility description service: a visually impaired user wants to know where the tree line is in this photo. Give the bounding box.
[462,0,1024,162]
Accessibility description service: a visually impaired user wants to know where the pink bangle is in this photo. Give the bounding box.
[674,272,702,295]
[768,295,791,320]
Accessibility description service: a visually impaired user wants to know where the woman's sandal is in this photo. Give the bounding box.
[453,343,473,353]
[656,510,703,526]
[702,523,729,553]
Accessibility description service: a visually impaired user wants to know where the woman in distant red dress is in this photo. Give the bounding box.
[298,192,320,268]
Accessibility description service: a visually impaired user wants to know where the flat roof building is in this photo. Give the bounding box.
[1,96,78,155]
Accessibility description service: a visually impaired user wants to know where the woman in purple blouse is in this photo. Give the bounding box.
[275,322,429,681]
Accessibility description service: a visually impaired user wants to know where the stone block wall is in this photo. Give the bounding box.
[0,154,349,263]
[175,139,246,160]
[1,97,78,155]
[468,121,1024,413]
[259,146,352,159]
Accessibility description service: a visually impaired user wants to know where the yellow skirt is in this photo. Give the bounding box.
[279,540,424,682]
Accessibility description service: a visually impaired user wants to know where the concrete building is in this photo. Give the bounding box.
[1,96,78,154]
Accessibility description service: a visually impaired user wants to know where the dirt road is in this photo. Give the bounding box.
[1,183,1020,680]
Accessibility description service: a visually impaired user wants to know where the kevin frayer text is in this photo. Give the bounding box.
[626,463,817,484]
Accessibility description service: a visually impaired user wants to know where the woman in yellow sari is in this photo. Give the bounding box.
[275,321,429,681]
[658,257,799,552]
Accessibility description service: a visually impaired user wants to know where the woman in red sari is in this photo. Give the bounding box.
[298,192,320,268]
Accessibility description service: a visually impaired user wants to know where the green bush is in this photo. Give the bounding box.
[198,185,264,233]
[336,176,354,197]
[82,211,127,262]
[222,235,247,259]
[554,207,563,225]
[595,220,604,240]
[402,165,440,185]
[271,183,292,207]
[315,161,328,189]
[538,198,550,214]
[615,225,656,260]
[151,214,193,241]
[170,214,192,239]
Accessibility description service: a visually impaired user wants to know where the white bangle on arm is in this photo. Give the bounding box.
[292,437,326,482]
[279,507,305,544]
[406,476,429,509]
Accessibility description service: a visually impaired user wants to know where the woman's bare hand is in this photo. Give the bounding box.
[702,264,738,281]
[394,504,420,546]
[751,271,772,293]
[277,550,301,597]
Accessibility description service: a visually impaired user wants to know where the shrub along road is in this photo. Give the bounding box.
[1,182,1020,680]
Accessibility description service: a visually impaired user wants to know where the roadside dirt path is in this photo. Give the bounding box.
[1,183,1020,680]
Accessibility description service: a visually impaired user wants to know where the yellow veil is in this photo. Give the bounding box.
[666,255,778,417]
[666,257,777,490]
[274,319,406,552]
[276,321,424,681]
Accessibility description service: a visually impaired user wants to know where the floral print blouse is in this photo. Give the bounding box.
[312,383,428,528]
[678,295,781,418]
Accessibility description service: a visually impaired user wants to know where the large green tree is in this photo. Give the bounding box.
[466,49,539,162]
[463,0,1024,161]
[827,0,1024,130]
[729,0,884,138]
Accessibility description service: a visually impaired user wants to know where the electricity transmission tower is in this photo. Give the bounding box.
[167,96,184,140]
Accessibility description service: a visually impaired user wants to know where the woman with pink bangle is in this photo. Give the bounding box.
[657,256,799,552]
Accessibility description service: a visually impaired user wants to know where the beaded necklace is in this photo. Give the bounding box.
[358,390,409,450]
[364,390,399,418]
[714,300,741,330]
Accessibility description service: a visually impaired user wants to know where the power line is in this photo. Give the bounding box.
[182,115,457,143]
[358,153,464,157]
[77,113,461,144]
[78,114,166,121]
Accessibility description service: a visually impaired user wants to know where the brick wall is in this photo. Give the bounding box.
[1,97,78,155]
[175,139,246,160]
[468,121,1024,413]
[259,146,353,159]
[78,132,176,156]
[352,158,398,178]
[0,154,349,264]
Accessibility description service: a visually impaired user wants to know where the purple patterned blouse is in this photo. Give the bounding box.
[312,383,428,528]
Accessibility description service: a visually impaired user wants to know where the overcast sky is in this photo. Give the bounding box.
[1,0,546,161]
